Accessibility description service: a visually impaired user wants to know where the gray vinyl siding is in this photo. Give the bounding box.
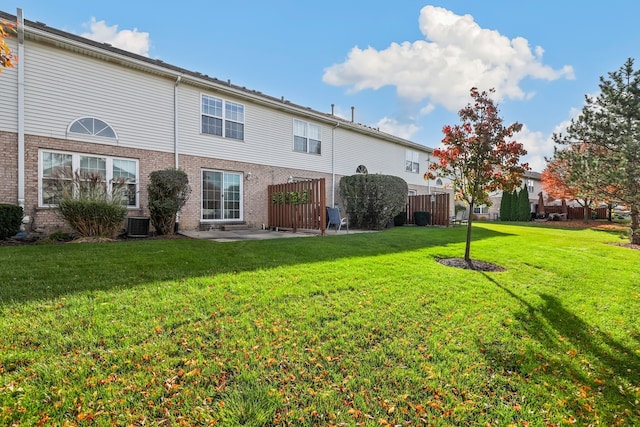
[22,42,175,152]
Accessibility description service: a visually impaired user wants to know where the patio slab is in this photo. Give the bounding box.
[179,228,363,242]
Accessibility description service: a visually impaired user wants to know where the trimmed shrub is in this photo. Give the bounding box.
[339,174,408,230]
[0,204,23,240]
[148,168,191,235]
[393,212,407,226]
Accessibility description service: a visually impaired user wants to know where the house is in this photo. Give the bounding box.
[471,171,545,221]
[0,9,450,235]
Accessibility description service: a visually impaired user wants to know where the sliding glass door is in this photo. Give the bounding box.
[202,170,242,221]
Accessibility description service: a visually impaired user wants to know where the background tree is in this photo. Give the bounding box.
[518,185,531,221]
[0,19,17,72]
[552,58,640,242]
[429,87,528,261]
[499,190,512,221]
[542,144,612,222]
[509,188,520,222]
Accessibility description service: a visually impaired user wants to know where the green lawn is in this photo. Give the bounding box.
[1,223,638,426]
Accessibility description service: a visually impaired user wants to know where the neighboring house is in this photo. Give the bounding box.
[472,171,544,221]
[0,9,450,234]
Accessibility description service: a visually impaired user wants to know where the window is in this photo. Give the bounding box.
[408,189,417,196]
[39,150,138,207]
[68,117,117,139]
[405,150,419,173]
[201,95,244,140]
[202,170,243,221]
[473,205,488,214]
[527,179,534,194]
[356,165,368,174]
[293,119,321,154]
[435,178,443,187]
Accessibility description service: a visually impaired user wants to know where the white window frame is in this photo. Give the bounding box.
[473,205,488,215]
[527,179,535,194]
[201,169,244,222]
[293,119,321,154]
[67,117,118,140]
[405,150,420,173]
[201,94,245,140]
[39,149,139,208]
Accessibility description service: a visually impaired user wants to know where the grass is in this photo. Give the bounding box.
[0,223,638,426]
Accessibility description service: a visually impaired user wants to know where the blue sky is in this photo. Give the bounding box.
[7,1,640,171]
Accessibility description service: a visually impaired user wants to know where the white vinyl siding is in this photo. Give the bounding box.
[22,42,175,151]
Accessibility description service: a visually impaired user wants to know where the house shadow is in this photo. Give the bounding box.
[0,225,514,306]
[479,273,640,422]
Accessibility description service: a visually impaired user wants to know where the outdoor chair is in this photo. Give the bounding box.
[452,209,469,226]
[326,207,349,233]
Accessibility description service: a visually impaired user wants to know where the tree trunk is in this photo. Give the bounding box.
[631,206,640,245]
[583,204,590,223]
[465,202,473,262]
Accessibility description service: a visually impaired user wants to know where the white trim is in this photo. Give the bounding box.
[38,149,139,208]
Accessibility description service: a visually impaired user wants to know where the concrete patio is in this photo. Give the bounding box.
[179,227,368,242]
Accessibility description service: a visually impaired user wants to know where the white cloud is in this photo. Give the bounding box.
[81,17,150,57]
[376,117,420,140]
[513,125,553,172]
[323,5,574,112]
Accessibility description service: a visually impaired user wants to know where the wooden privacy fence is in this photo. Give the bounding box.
[404,193,450,226]
[268,178,326,233]
[544,205,608,220]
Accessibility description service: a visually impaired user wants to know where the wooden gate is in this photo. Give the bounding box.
[268,178,326,233]
[405,193,451,226]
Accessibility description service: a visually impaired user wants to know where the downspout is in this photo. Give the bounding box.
[173,75,181,231]
[331,122,340,207]
[174,75,181,168]
[17,8,25,210]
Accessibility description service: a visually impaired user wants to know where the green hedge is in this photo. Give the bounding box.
[0,204,23,240]
[339,174,408,230]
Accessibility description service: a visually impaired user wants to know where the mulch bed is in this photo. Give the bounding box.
[437,258,506,272]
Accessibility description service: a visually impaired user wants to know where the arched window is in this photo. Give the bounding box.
[436,178,443,187]
[356,165,368,174]
[68,117,117,139]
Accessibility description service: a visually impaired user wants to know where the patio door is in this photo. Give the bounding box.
[202,170,243,220]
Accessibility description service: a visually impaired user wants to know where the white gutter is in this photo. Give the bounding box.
[17,8,25,210]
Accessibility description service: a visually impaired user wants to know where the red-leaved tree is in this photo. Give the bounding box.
[428,88,528,262]
[0,19,17,72]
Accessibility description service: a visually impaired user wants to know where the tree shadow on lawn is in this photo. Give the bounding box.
[480,273,640,423]
[0,226,514,306]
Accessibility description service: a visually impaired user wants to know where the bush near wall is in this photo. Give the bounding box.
[339,174,408,230]
[0,204,23,240]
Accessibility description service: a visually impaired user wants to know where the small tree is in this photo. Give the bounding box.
[148,168,191,235]
[0,204,23,239]
[339,174,407,229]
[429,88,528,261]
[518,185,531,221]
